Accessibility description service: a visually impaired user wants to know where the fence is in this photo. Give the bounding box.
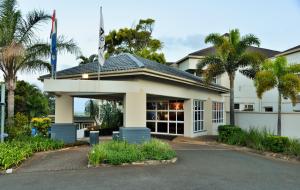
[226,112,300,139]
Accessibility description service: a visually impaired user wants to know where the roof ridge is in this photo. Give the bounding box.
[124,53,145,68]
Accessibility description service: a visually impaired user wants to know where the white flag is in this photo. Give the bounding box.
[98,6,105,66]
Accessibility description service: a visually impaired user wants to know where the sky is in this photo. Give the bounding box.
[14,0,300,113]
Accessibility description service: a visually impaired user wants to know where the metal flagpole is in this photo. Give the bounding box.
[0,83,5,143]
[98,6,105,80]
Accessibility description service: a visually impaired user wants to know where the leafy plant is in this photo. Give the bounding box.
[0,136,63,169]
[31,117,52,136]
[264,136,290,153]
[254,57,300,136]
[197,29,265,125]
[88,139,176,166]
[6,112,31,139]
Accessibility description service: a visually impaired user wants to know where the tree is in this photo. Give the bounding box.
[0,0,80,123]
[85,100,123,129]
[85,99,100,125]
[14,80,49,119]
[254,57,300,136]
[197,29,264,125]
[105,18,166,63]
[77,54,98,65]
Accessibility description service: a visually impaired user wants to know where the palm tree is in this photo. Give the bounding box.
[0,0,80,123]
[255,57,300,136]
[85,99,100,125]
[197,29,264,125]
[77,54,98,65]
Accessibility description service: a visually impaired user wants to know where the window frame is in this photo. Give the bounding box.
[212,101,224,123]
[193,100,204,133]
[146,100,184,135]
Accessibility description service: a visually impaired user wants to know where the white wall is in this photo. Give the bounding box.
[176,51,300,113]
[227,112,300,139]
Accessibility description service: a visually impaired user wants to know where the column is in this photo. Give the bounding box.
[204,98,213,135]
[55,94,74,123]
[184,99,193,137]
[123,90,146,128]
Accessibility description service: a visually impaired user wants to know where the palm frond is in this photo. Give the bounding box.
[237,34,260,54]
[203,63,225,84]
[19,59,51,73]
[17,9,50,44]
[254,70,277,98]
[205,33,225,47]
[196,55,224,76]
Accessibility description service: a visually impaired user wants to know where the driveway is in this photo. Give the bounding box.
[1,142,300,190]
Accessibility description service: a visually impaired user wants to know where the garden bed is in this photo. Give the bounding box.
[88,139,177,166]
[0,136,64,170]
[218,125,300,161]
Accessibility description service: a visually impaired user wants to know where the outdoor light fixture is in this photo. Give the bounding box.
[82,73,89,79]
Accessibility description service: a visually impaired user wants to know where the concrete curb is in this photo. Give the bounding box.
[88,157,178,168]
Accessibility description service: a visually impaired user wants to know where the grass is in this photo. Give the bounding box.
[218,125,300,157]
[0,136,64,170]
[88,139,176,166]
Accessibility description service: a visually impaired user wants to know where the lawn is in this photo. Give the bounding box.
[88,139,176,165]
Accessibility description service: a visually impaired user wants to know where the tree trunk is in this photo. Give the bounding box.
[229,74,235,126]
[6,77,16,125]
[277,91,282,136]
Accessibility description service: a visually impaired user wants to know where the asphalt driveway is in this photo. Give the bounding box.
[1,142,300,190]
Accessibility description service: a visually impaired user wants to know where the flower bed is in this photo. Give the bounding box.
[218,125,300,157]
[88,139,176,166]
[0,136,64,170]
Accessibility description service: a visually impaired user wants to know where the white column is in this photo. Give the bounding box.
[204,98,213,135]
[184,99,193,137]
[123,90,146,127]
[55,94,74,123]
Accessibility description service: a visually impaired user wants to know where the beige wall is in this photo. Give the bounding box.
[123,90,146,127]
[55,94,73,123]
[44,78,225,137]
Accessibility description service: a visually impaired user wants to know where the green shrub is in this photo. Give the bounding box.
[218,125,242,143]
[31,117,52,136]
[0,136,64,169]
[264,136,290,153]
[141,139,176,160]
[245,128,268,151]
[88,139,176,166]
[6,112,31,139]
[285,139,300,156]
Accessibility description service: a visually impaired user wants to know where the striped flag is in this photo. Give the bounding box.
[50,10,57,79]
[98,6,105,80]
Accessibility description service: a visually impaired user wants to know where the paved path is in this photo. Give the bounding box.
[1,142,300,190]
[15,145,90,173]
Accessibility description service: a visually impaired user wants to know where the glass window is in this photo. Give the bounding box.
[177,123,184,134]
[169,100,183,110]
[169,123,176,134]
[146,100,184,135]
[157,102,168,110]
[146,111,156,120]
[147,102,156,110]
[169,112,176,121]
[193,100,204,133]
[212,102,224,123]
[146,122,155,132]
[157,111,168,121]
[177,112,184,121]
[157,122,168,133]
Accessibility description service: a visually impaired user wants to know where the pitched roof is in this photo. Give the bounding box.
[189,46,280,58]
[278,45,300,56]
[40,53,229,92]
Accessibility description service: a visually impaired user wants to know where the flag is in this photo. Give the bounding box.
[98,6,105,80]
[50,10,57,79]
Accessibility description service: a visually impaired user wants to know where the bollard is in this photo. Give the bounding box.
[89,131,99,145]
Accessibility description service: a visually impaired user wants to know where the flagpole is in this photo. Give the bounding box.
[97,6,102,81]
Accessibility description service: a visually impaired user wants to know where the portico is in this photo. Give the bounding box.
[40,53,229,143]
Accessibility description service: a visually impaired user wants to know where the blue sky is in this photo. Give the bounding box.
[15,0,300,113]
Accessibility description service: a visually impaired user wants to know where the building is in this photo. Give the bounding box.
[40,53,229,142]
[173,45,300,113]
